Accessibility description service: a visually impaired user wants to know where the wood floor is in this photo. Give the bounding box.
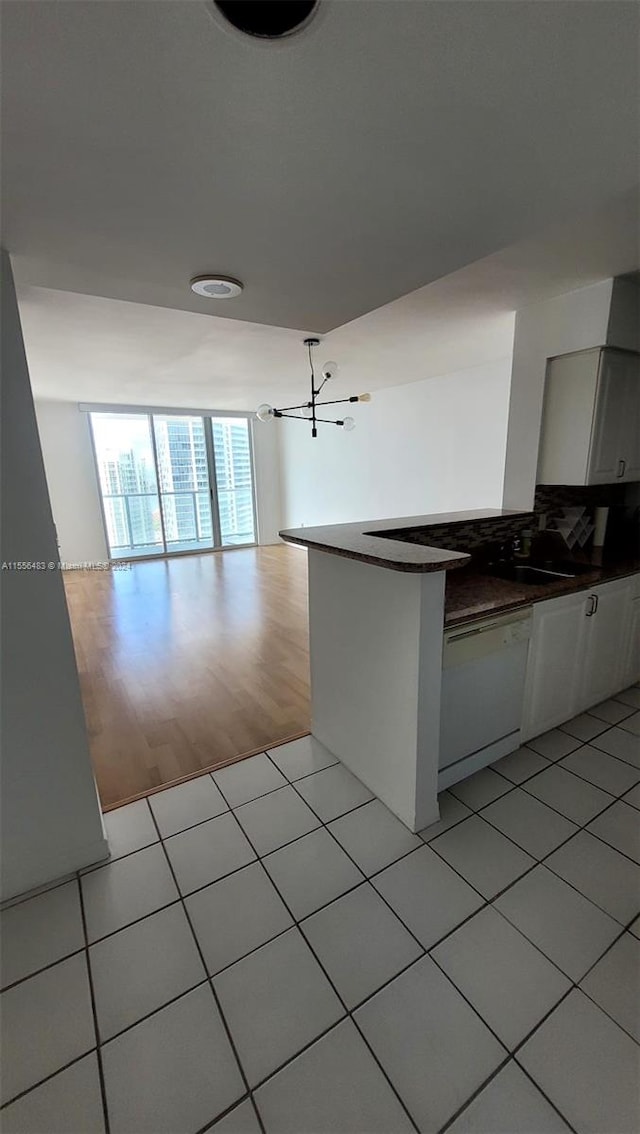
[63,545,310,809]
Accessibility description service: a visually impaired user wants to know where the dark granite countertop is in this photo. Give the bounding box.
[445,556,640,627]
[279,509,530,573]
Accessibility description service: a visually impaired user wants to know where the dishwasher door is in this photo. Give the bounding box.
[439,608,531,788]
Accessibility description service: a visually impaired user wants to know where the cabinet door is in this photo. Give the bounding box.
[622,589,640,688]
[587,353,629,484]
[620,355,640,481]
[521,591,587,741]
[578,579,630,709]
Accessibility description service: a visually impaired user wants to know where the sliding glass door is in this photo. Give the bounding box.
[91,412,164,559]
[211,417,256,547]
[152,415,216,554]
[90,411,256,559]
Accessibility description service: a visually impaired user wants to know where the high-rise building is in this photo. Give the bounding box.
[212,419,254,543]
[97,445,159,551]
[153,417,213,547]
[91,411,255,557]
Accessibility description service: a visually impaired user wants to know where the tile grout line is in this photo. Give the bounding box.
[197,1093,259,1134]
[515,1063,581,1134]
[254,758,573,1129]
[2,818,421,999]
[439,1040,579,1134]
[457,879,640,1076]
[0,870,81,913]
[0,1048,103,1113]
[435,1054,513,1134]
[428,732,640,908]
[195,1095,250,1134]
[569,729,640,767]
[0,717,620,911]
[145,803,269,1134]
[0,943,88,997]
[1,733,632,1001]
[0,878,634,1115]
[3,720,638,1122]
[76,875,111,1134]
[430,803,632,932]
[209,773,424,1134]
[6,734,623,992]
[445,740,588,823]
[269,754,437,954]
[519,758,618,804]
[0,704,629,914]
[213,775,424,1128]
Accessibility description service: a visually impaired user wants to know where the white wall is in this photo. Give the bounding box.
[502,279,614,511]
[309,550,443,831]
[35,400,108,563]
[279,357,512,529]
[1,251,107,901]
[34,400,283,560]
[252,420,282,545]
[607,275,640,353]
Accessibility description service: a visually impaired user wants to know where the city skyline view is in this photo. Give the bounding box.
[91,412,255,558]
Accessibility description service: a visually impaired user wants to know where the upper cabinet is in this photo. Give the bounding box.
[537,347,640,485]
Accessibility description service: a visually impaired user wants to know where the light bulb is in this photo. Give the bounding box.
[256,403,274,422]
[342,416,356,431]
[322,361,338,381]
[358,393,371,402]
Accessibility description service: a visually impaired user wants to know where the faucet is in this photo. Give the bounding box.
[498,536,520,561]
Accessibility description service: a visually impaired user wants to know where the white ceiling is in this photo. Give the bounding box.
[20,189,638,410]
[3,0,639,333]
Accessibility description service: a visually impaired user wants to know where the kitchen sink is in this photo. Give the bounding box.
[485,560,594,585]
[528,559,595,576]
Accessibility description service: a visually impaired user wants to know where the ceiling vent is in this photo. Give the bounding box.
[214,1,318,39]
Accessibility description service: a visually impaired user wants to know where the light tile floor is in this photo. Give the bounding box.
[1,700,639,1133]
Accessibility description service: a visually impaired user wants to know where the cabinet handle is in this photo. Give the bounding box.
[586,595,597,616]
[616,459,626,478]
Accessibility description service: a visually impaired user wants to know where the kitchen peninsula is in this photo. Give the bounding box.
[280,508,639,833]
[280,509,530,832]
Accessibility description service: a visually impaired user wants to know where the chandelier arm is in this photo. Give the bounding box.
[316,396,359,408]
[313,417,346,425]
[274,402,312,413]
[273,411,308,421]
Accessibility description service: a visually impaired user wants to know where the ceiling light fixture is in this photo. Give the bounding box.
[190,275,244,299]
[256,338,371,439]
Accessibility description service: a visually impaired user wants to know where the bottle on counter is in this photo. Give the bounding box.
[513,531,533,559]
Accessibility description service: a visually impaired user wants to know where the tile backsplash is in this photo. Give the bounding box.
[533,483,628,519]
[381,514,534,551]
[381,483,638,557]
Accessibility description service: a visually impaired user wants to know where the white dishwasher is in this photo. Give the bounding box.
[439,607,532,790]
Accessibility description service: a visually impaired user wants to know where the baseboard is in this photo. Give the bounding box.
[1,835,110,905]
[438,731,521,791]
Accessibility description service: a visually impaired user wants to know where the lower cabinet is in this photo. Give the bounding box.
[521,573,639,741]
[578,578,631,708]
[521,590,586,740]
[623,580,640,689]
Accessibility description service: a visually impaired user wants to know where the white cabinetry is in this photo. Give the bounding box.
[521,590,587,739]
[578,579,630,707]
[537,348,640,485]
[622,576,640,688]
[522,574,639,740]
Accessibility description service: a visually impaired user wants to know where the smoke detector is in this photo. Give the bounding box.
[190,276,244,299]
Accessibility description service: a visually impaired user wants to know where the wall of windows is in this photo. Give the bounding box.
[90,410,256,559]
